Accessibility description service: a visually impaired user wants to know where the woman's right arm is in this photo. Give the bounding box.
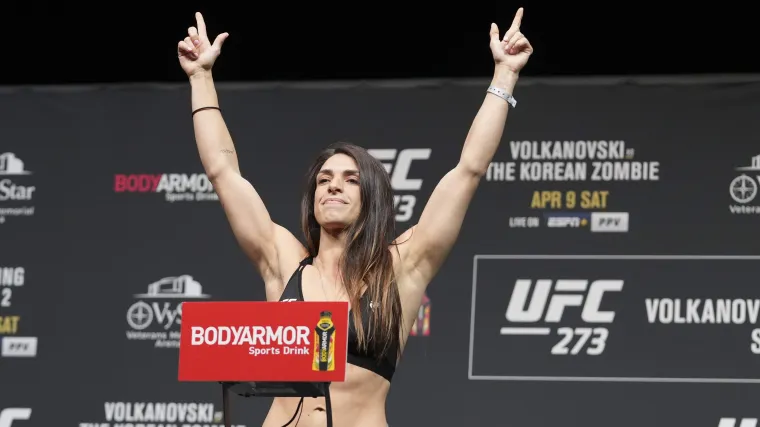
[189,72,306,299]
[179,14,306,300]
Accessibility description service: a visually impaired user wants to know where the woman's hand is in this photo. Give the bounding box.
[177,12,229,78]
[489,8,533,73]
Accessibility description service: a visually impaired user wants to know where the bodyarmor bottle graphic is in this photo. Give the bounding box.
[410,293,430,336]
[313,311,336,371]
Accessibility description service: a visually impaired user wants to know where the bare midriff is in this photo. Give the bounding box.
[261,364,391,427]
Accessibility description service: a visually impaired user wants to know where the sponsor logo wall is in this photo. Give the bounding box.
[0,76,757,427]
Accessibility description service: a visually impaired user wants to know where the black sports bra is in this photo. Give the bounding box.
[278,256,398,382]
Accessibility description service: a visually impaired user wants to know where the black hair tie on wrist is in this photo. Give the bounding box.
[192,106,221,116]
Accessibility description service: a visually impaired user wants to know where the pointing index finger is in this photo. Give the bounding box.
[195,12,208,40]
[511,7,524,29]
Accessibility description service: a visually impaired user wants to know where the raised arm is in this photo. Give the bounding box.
[401,9,533,288]
[178,13,306,300]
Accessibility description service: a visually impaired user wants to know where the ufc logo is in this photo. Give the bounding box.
[506,279,624,323]
[367,148,430,191]
[0,408,31,427]
[719,419,758,427]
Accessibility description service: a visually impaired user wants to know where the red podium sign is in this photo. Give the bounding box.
[178,301,349,383]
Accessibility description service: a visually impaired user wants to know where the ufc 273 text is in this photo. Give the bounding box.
[502,279,623,356]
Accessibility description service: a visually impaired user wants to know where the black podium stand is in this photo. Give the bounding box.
[219,381,333,427]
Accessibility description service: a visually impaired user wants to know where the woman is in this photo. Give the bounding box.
[177,10,532,427]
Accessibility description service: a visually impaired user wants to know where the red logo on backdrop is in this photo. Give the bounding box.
[178,301,349,383]
[113,173,218,202]
[114,174,163,192]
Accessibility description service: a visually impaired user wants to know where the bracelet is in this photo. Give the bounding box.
[192,106,221,116]
[487,86,517,108]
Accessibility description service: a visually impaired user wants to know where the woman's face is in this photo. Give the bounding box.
[313,153,362,230]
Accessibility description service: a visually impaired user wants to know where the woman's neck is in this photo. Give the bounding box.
[315,227,347,284]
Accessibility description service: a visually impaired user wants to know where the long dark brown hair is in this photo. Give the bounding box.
[300,142,403,361]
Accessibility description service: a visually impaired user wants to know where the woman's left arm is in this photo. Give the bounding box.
[403,8,533,286]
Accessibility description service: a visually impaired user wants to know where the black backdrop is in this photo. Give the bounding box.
[1,74,759,427]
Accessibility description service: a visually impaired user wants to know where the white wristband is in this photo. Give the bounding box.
[487,86,516,108]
